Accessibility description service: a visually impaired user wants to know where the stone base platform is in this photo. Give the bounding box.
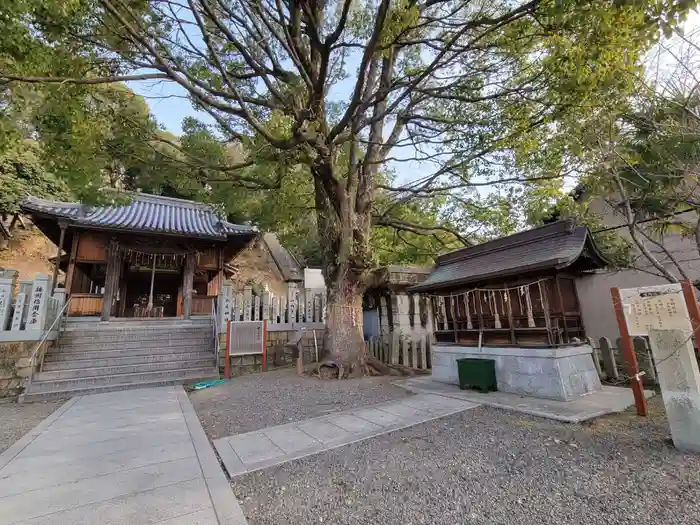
[431,344,602,401]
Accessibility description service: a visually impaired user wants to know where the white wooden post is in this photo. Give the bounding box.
[262,291,271,321]
[272,296,280,324]
[321,292,327,324]
[253,295,260,321]
[288,283,298,323]
[391,331,400,365]
[305,289,313,322]
[0,273,15,331]
[243,286,252,321]
[313,294,321,323]
[219,280,234,327]
[418,338,428,370]
[27,274,51,331]
[233,292,243,322]
[298,288,306,322]
[402,338,409,368]
[10,293,26,331]
[279,295,287,323]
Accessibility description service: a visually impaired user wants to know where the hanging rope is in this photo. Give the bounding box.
[492,290,501,329]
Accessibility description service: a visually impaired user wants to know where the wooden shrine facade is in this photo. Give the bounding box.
[410,220,609,347]
[21,193,257,320]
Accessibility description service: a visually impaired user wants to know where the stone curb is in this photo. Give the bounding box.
[177,388,248,525]
[214,395,480,477]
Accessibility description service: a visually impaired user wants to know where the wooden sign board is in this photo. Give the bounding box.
[620,283,692,336]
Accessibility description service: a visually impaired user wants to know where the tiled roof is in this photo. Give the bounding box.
[410,220,607,292]
[22,193,257,240]
[262,233,303,281]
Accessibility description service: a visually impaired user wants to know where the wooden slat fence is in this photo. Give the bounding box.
[226,285,326,327]
[366,332,432,371]
[586,335,700,386]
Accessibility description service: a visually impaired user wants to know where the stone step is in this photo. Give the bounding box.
[64,318,211,329]
[57,337,212,352]
[25,367,218,394]
[19,373,218,402]
[61,327,211,341]
[42,351,216,370]
[45,344,212,362]
[35,357,215,380]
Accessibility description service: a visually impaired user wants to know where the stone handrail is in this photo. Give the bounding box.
[26,296,72,388]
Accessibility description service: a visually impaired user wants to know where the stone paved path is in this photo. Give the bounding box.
[0,387,246,525]
[214,394,479,477]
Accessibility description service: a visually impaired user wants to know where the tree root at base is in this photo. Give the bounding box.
[305,356,429,379]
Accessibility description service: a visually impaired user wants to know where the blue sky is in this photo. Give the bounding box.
[129,10,700,187]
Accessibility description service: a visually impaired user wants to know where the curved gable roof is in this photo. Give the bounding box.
[410,220,608,292]
[21,193,257,240]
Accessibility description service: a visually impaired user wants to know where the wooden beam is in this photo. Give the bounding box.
[681,280,700,356]
[555,275,569,344]
[64,232,80,293]
[611,287,648,417]
[101,240,120,321]
[182,251,196,319]
[52,221,67,294]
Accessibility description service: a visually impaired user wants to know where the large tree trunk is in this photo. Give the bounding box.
[323,285,365,376]
[312,158,372,377]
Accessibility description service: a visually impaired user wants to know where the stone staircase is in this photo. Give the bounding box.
[21,318,218,401]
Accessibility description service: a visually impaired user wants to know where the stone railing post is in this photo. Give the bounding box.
[0,270,17,331]
[26,274,51,331]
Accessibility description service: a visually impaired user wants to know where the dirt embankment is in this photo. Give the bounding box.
[0,225,57,283]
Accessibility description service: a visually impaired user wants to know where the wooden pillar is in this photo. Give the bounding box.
[52,221,68,294]
[101,240,120,321]
[118,262,128,317]
[505,286,516,345]
[555,276,569,343]
[611,287,648,416]
[681,280,700,356]
[182,251,195,319]
[216,247,224,296]
[64,232,80,294]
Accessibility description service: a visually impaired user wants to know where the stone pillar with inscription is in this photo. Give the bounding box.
[648,328,700,453]
[10,293,27,331]
[0,270,18,331]
[218,280,234,330]
[27,274,52,331]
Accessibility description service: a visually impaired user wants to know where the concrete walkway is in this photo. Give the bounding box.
[397,377,656,423]
[0,387,246,525]
[214,394,479,477]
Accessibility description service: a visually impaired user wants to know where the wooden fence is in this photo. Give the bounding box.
[366,332,432,371]
[587,336,678,386]
[220,283,326,329]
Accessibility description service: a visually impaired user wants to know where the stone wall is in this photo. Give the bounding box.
[219,328,325,377]
[432,344,602,401]
[0,340,50,397]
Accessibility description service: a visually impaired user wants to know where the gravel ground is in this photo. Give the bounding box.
[233,397,700,525]
[189,368,412,439]
[0,399,63,453]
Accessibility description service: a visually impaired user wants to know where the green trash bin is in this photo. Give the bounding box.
[456,358,497,393]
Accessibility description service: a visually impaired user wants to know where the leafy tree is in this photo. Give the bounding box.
[0,139,70,217]
[1,0,693,369]
[550,27,700,284]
